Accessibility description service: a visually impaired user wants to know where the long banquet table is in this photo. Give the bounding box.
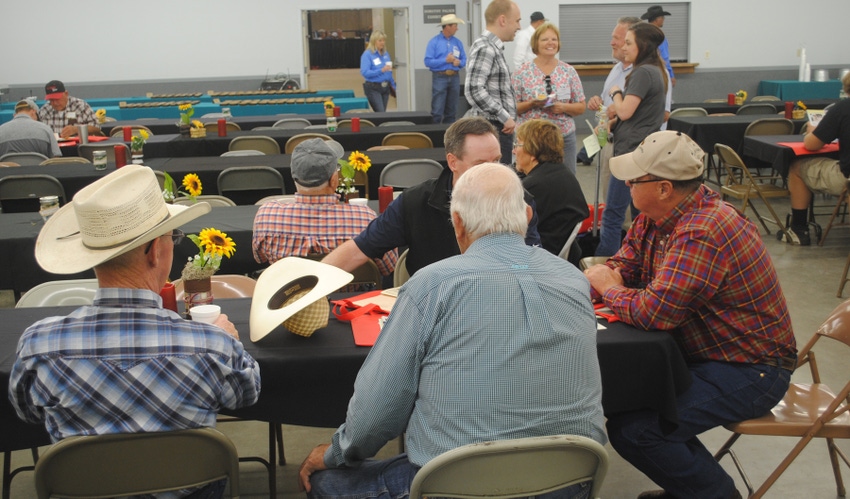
[0,148,447,202]
[100,111,434,136]
[742,134,841,178]
[0,297,692,453]
[667,114,808,153]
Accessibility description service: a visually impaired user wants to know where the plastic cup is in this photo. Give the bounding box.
[123,126,132,142]
[190,304,221,324]
[351,117,360,132]
[348,197,368,207]
[784,102,794,119]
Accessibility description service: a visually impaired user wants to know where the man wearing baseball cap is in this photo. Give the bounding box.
[0,99,61,158]
[10,165,260,495]
[512,11,546,69]
[38,79,101,139]
[585,131,796,499]
[252,138,396,279]
[424,13,466,124]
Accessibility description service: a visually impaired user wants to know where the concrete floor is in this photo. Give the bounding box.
[4,148,850,498]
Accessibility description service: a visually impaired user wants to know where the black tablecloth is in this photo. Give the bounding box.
[140,125,449,159]
[671,99,837,116]
[667,115,807,153]
[742,135,841,178]
[0,148,447,202]
[0,297,691,451]
[100,111,433,136]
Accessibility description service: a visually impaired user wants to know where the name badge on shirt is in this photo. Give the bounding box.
[452,47,460,58]
[373,57,382,66]
[557,86,571,101]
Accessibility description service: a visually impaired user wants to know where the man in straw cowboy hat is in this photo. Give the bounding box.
[299,162,605,498]
[424,13,467,124]
[9,165,260,495]
[584,131,795,499]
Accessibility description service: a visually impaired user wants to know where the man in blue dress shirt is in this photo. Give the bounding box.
[298,162,605,499]
[424,13,467,124]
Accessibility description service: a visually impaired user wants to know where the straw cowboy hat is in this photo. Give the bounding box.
[440,13,465,25]
[250,257,353,341]
[36,164,210,274]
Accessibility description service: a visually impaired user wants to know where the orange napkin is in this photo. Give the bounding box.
[594,302,620,323]
[777,141,839,156]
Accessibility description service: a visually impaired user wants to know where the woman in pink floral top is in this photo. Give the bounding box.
[513,23,586,174]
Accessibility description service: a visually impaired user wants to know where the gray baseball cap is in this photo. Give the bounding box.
[291,138,344,187]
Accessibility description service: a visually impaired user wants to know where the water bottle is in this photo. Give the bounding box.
[596,105,608,147]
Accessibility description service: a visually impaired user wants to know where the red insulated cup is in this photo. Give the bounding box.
[217,119,227,137]
[378,186,394,213]
[351,117,361,132]
[122,126,132,142]
[160,282,178,313]
[727,93,736,106]
[114,144,127,168]
[333,106,341,117]
[784,101,794,119]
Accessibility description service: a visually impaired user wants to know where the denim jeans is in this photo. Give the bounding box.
[363,82,389,112]
[563,132,577,176]
[431,73,460,124]
[596,175,632,256]
[606,361,792,499]
[308,453,593,499]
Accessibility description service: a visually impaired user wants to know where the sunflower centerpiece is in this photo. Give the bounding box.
[180,227,236,316]
[162,172,202,203]
[337,150,371,200]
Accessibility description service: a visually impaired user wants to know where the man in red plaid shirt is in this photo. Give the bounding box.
[585,131,796,499]
[252,138,396,278]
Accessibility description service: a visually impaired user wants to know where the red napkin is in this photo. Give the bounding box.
[777,141,839,156]
[594,302,620,323]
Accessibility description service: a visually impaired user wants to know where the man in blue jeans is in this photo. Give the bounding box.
[424,14,466,124]
[299,163,606,499]
[585,131,796,499]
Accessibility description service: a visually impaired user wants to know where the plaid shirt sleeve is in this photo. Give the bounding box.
[465,34,514,124]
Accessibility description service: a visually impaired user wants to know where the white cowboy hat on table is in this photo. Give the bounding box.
[36,164,210,274]
[250,256,353,341]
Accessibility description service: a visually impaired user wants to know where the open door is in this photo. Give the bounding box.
[392,8,411,111]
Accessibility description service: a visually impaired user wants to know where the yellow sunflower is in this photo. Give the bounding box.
[198,228,236,258]
[348,151,371,172]
[139,129,149,141]
[179,103,193,112]
[182,173,202,197]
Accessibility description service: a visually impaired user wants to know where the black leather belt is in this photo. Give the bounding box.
[434,70,457,76]
[760,356,796,371]
[365,81,388,88]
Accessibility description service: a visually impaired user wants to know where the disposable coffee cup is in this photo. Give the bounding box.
[190,304,221,324]
[385,61,393,68]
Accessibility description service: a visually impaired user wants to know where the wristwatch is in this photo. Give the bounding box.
[609,90,623,99]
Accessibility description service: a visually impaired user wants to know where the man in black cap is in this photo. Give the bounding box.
[38,80,100,139]
[641,5,675,86]
[512,11,546,69]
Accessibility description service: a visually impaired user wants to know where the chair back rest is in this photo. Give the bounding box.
[409,435,608,499]
[34,428,240,499]
[337,119,376,129]
[351,259,383,289]
[79,143,130,164]
[229,136,281,155]
[382,132,433,149]
[172,274,257,301]
[579,256,610,271]
[557,223,583,261]
[736,103,778,115]
[0,161,20,167]
[153,170,167,190]
[380,159,444,189]
[703,98,728,103]
[815,299,850,348]
[0,152,49,166]
[669,107,708,118]
[255,194,296,205]
[221,150,265,157]
[0,174,66,213]
[285,133,332,154]
[344,108,373,114]
[393,248,410,287]
[40,157,92,165]
[751,95,781,102]
[204,121,241,133]
[16,279,99,308]
[744,118,795,136]
[174,195,236,207]
[200,113,227,119]
[367,145,409,151]
[272,118,311,129]
[108,125,153,138]
[217,166,285,205]
[378,120,416,127]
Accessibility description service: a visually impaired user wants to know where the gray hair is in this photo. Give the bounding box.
[450,163,528,239]
[618,16,642,26]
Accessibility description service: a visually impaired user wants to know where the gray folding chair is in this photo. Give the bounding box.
[669,107,708,118]
[16,279,99,308]
[272,118,311,129]
[736,103,779,115]
[409,435,608,499]
[382,132,433,149]
[378,120,416,126]
[379,159,444,190]
[0,152,49,166]
[34,428,240,499]
[0,174,66,213]
[39,157,91,165]
[108,125,153,138]
[218,166,285,205]
[228,136,281,155]
[173,195,236,207]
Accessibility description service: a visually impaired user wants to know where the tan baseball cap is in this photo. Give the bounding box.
[610,131,705,182]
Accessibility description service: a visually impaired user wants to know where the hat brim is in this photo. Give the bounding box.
[250,257,353,342]
[36,201,211,275]
[45,92,65,100]
[609,150,647,182]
